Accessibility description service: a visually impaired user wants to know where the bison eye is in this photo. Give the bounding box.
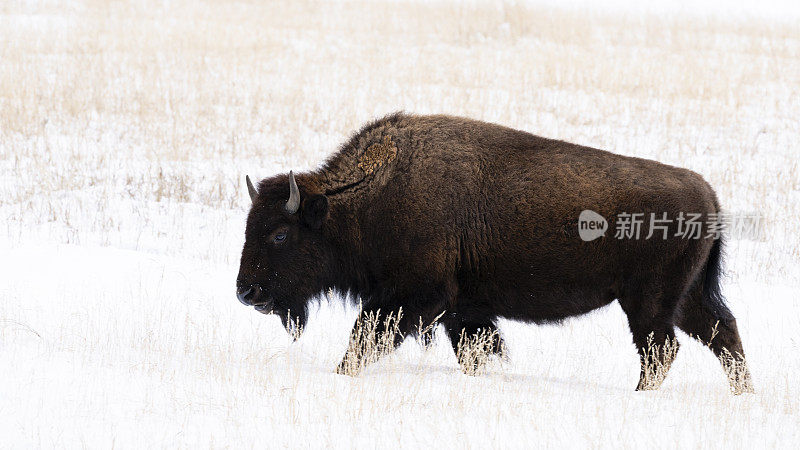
[273,232,287,244]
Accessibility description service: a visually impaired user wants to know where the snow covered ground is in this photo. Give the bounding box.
[1,0,799,448]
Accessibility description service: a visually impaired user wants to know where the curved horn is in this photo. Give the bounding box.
[246,175,258,202]
[285,170,300,214]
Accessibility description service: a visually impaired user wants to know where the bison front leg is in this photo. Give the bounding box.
[335,282,454,376]
[443,316,505,375]
[335,307,407,376]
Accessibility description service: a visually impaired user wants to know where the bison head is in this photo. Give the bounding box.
[236,171,333,331]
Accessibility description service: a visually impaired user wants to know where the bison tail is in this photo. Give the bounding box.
[701,236,733,320]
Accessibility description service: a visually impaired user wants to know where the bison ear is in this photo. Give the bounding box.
[302,194,328,229]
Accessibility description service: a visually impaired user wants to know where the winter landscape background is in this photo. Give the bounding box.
[1,0,799,447]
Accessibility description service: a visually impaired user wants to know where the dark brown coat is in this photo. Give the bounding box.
[237,113,752,392]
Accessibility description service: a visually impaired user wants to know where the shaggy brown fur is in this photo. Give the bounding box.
[236,113,752,392]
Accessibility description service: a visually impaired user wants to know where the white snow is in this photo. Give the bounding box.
[1,0,799,448]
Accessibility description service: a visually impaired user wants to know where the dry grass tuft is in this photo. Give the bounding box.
[720,349,755,395]
[456,328,506,376]
[638,333,680,391]
[335,310,505,377]
[335,308,404,377]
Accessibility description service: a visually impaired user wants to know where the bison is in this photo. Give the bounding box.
[236,113,753,393]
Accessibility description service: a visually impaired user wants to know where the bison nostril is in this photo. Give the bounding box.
[236,285,265,306]
[237,286,254,305]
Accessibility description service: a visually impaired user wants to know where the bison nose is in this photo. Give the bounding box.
[236,285,263,306]
[236,286,252,305]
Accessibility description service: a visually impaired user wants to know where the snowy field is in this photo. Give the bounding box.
[1,0,799,448]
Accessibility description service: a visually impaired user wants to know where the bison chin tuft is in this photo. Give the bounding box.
[263,297,310,337]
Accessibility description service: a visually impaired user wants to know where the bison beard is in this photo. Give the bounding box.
[236,112,753,394]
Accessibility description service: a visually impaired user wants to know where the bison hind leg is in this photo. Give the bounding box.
[676,284,754,394]
[619,282,682,391]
